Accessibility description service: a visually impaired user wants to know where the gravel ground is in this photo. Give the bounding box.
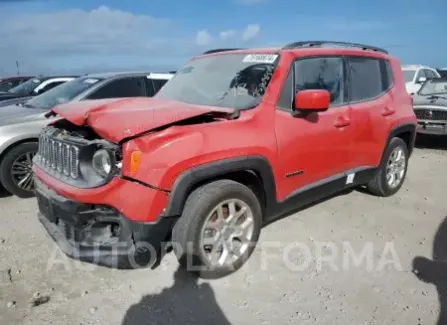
[1,135,447,325]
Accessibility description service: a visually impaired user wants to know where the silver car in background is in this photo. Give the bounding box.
[0,71,174,198]
[413,77,447,136]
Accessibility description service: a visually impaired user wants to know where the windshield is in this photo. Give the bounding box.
[155,53,279,109]
[419,79,447,96]
[24,76,103,110]
[8,78,42,95]
[403,70,416,83]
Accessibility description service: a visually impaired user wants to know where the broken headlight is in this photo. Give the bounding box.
[92,149,115,178]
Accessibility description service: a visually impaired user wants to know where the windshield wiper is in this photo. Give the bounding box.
[23,103,36,108]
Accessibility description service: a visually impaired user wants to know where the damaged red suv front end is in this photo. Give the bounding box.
[32,97,235,268]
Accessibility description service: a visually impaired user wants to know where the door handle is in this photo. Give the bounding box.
[334,116,351,128]
[382,106,396,116]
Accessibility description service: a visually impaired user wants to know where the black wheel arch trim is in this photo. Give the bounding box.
[386,123,416,156]
[163,156,277,217]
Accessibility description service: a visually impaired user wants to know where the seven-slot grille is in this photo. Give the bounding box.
[36,133,80,179]
[414,109,447,121]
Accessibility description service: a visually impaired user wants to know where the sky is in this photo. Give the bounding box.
[0,0,446,76]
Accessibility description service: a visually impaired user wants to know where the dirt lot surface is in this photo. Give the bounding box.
[1,136,447,325]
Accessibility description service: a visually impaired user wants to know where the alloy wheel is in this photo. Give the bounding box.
[386,147,406,188]
[199,199,255,268]
[10,151,35,191]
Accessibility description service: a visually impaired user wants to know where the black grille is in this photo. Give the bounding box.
[414,109,447,121]
[35,132,80,179]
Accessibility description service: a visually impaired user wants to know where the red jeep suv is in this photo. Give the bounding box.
[33,41,417,278]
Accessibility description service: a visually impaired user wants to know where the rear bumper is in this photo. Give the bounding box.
[417,120,447,135]
[35,178,177,269]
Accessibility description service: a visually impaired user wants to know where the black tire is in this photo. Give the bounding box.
[0,142,38,198]
[366,137,409,197]
[172,179,263,279]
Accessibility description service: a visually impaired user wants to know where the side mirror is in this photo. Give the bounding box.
[293,89,330,113]
[416,77,427,84]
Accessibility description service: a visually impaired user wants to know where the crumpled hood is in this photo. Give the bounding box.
[51,97,234,143]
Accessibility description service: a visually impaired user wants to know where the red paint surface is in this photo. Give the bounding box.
[33,166,168,222]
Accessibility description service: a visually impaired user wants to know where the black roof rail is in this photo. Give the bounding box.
[282,41,388,54]
[202,48,245,55]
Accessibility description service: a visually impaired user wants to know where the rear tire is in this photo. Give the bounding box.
[171,180,262,279]
[0,142,38,198]
[366,137,408,197]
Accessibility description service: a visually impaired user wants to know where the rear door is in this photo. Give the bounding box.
[347,56,394,168]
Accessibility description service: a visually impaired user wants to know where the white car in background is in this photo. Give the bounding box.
[402,65,440,95]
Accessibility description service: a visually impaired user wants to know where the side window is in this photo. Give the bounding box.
[380,59,393,92]
[276,68,293,110]
[87,77,146,100]
[37,81,65,94]
[11,80,22,88]
[294,57,345,106]
[425,70,436,79]
[151,78,169,94]
[348,57,383,102]
[415,69,426,81]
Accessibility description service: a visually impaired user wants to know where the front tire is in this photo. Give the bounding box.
[172,180,262,279]
[0,142,38,198]
[366,137,409,197]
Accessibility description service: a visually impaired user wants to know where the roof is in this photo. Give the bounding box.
[198,41,391,59]
[84,71,175,79]
[402,64,436,70]
[0,75,34,80]
[35,75,79,81]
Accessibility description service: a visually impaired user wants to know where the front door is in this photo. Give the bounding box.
[274,56,354,199]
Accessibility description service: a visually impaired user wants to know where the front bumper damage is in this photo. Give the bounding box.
[35,178,177,269]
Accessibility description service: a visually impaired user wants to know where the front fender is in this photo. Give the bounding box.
[163,155,277,217]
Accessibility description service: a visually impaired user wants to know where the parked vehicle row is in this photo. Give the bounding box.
[413,77,447,136]
[0,76,34,92]
[0,75,78,107]
[0,71,174,197]
[399,64,447,134]
[27,41,418,278]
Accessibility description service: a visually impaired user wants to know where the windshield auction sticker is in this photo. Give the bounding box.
[242,54,278,64]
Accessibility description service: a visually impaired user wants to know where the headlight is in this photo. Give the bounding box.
[92,149,114,178]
